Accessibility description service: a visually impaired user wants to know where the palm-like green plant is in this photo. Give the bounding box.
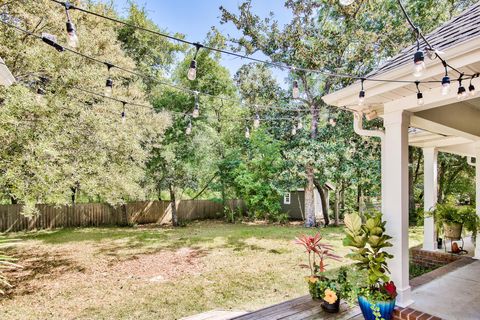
[343,211,393,287]
[0,236,20,295]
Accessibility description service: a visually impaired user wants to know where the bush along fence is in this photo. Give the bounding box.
[0,199,246,232]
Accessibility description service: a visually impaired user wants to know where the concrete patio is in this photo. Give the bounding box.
[411,259,480,320]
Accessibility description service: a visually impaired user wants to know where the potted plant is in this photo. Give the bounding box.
[295,233,344,313]
[433,202,479,241]
[343,212,397,320]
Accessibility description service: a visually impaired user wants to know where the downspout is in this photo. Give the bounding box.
[353,111,386,214]
[467,157,476,167]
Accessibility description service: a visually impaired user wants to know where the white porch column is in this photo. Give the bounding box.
[475,145,480,259]
[423,147,438,251]
[383,110,413,307]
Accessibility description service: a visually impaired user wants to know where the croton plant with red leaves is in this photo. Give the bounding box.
[295,233,341,275]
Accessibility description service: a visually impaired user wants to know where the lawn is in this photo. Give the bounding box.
[1,221,424,320]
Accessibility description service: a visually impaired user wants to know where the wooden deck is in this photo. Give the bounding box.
[229,295,362,320]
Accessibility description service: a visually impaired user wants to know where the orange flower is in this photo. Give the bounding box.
[323,288,337,304]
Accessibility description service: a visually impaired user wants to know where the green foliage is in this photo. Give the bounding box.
[432,201,480,235]
[0,1,171,211]
[343,212,393,287]
[232,130,287,222]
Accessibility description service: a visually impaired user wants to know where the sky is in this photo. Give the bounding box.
[114,0,292,86]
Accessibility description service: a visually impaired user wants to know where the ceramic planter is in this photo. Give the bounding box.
[358,296,395,320]
[443,222,462,240]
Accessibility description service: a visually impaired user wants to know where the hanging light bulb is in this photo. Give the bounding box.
[441,76,451,96]
[292,80,300,99]
[291,126,297,136]
[457,84,467,101]
[469,76,477,96]
[358,79,365,106]
[339,0,355,5]
[64,2,79,48]
[415,81,424,106]
[186,120,192,135]
[417,92,424,105]
[105,79,113,97]
[412,30,426,78]
[187,43,202,81]
[413,50,426,77]
[253,113,260,129]
[192,93,199,118]
[104,63,113,97]
[187,60,197,81]
[245,127,250,139]
[121,102,126,124]
[297,120,303,130]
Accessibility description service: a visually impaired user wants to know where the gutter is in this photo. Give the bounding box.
[353,111,386,214]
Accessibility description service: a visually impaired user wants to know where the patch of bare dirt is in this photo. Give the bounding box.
[109,247,208,282]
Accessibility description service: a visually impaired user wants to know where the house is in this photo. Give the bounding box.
[322,2,480,311]
[281,184,333,223]
[0,57,15,86]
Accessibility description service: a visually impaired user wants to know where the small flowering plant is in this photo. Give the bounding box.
[295,233,346,308]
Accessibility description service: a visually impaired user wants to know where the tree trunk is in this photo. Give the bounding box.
[357,184,362,213]
[10,196,18,204]
[169,184,178,227]
[314,179,330,226]
[71,186,77,204]
[334,188,340,226]
[304,165,316,227]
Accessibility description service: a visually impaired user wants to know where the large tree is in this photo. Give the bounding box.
[0,0,171,214]
[219,0,478,226]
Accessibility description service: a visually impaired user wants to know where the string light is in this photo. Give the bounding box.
[121,102,126,124]
[415,81,424,106]
[329,117,337,127]
[253,113,260,129]
[358,79,365,106]
[192,92,199,118]
[45,0,477,86]
[291,125,297,136]
[413,29,426,78]
[104,63,113,98]
[64,1,79,48]
[441,62,451,96]
[187,43,202,81]
[186,119,192,135]
[297,119,303,130]
[245,127,250,139]
[457,76,467,101]
[292,80,299,99]
[469,75,477,96]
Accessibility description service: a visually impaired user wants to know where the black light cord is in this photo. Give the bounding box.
[46,0,474,84]
[397,0,474,77]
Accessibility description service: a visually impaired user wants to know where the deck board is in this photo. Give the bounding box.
[230,295,361,320]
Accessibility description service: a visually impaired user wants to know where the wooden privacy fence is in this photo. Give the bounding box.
[0,199,245,232]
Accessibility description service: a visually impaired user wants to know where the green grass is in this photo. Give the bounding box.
[1,221,425,320]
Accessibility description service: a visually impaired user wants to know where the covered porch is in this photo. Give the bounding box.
[322,3,480,308]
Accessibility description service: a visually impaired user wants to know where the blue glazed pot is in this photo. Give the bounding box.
[358,296,396,320]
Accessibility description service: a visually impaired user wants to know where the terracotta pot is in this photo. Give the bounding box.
[443,222,462,240]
